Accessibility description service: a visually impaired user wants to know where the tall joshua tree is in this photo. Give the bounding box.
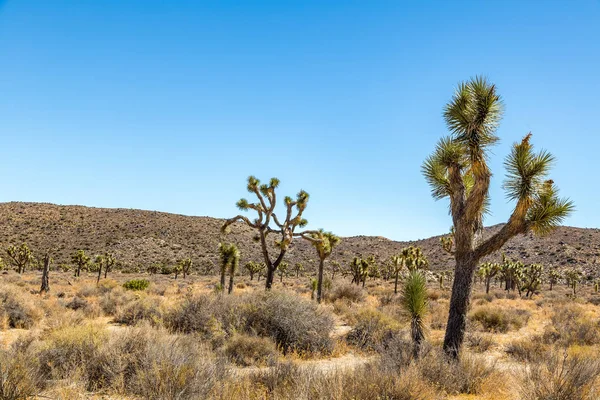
[6,243,34,274]
[104,253,115,279]
[422,77,573,358]
[305,230,341,303]
[95,255,105,284]
[218,242,239,293]
[40,252,52,294]
[222,176,313,290]
[71,250,91,278]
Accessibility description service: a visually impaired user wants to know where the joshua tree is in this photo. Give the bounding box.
[6,243,34,274]
[71,250,91,278]
[244,261,263,280]
[402,269,428,358]
[310,278,318,300]
[390,255,404,294]
[548,269,561,291]
[228,252,239,295]
[218,242,239,293]
[278,261,289,283]
[103,253,115,279]
[0,257,4,271]
[179,258,192,279]
[40,252,52,294]
[422,77,573,358]
[306,230,341,303]
[293,262,304,278]
[330,260,341,280]
[222,176,314,290]
[501,256,525,294]
[95,255,105,284]
[521,263,544,298]
[478,262,501,294]
[565,268,582,296]
[173,263,182,279]
[347,257,369,286]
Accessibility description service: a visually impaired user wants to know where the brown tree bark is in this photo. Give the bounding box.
[317,258,324,304]
[40,254,51,294]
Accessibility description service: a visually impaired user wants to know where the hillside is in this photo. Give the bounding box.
[1,202,599,275]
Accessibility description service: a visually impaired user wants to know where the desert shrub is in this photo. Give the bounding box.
[543,303,600,346]
[465,332,495,353]
[244,291,335,354]
[164,294,244,343]
[114,296,164,326]
[0,286,42,329]
[428,300,448,330]
[419,351,501,395]
[38,324,107,379]
[99,288,136,316]
[347,308,401,350]
[378,333,414,370]
[0,345,45,400]
[250,361,300,394]
[469,306,530,333]
[224,334,278,366]
[328,284,366,303]
[123,279,150,291]
[520,352,600,400]
[76,284,100,298]
[505,337,547,362]
[66,296,88,311]
[97,279,119,294]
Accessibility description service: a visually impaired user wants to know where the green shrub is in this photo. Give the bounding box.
[123,279,150,291]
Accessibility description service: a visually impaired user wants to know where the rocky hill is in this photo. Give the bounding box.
[0,202,599,276]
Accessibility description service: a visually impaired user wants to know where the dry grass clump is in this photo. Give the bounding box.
[114,295,165,326]
[0,342,45,400]
[543,303,600,346]
[466,332,496,353]
[98,287,136,316]
[519,351,600,400]
[328,284,366,303]
[469,305,531,333]
[346,308,401,350]
[224,334,278,366]
[38,323,107,380]
[505,336,548,362]
[0,285,42,329]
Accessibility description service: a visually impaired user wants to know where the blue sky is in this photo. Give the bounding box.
[0,1,598,241]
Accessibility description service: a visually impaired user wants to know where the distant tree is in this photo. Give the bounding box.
[71,250,90,278]
[422,77,573,358]
[6,243,34,274]
[173,263,182,279]
[278,261,289,283]
[0,257,5,271]
[244,261,263,280]
[390,255,404,294]
[304,230,341,303]
[521,264,544,298]
[548,268,561,291]
[179,258,192,278]
[330,260,341,280]
[104,253,115,279]
[478,262,501,294]
[95,255,105,284]
[402,270,428,358]
[347,257,369,286]
[218,242,239,293]
[293,262,304,278]
[40,252,52,294]
[310,278,318,300]
[565,268,582,296]
[222,176,313,290]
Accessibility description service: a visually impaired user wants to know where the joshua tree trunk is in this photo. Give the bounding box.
[394,271,399,294]
[443,257,476,359]
[220,266,226,289]
[40,254,51,294]
[485,276,491,294]
[228,273,234,294]
[317,258,324,304]
[97,264,103,284]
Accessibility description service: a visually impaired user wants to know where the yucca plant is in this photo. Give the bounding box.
[422,77,573,358]
[402,269,428,358]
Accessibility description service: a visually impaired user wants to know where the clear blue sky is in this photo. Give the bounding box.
[1,1,598,241]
